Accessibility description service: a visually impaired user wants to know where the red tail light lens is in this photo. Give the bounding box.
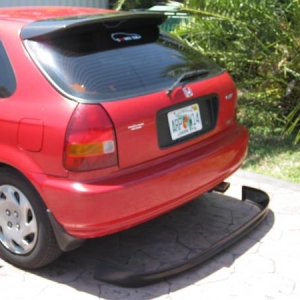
[64,104,117,171]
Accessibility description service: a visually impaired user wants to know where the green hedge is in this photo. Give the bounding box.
[172,0,300,143]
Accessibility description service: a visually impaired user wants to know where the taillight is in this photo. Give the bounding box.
[64,104,117,171]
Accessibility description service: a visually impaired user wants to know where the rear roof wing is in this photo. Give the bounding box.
[21,12,167,40]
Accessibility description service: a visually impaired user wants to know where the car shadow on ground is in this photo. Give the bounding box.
[31,192,274,299]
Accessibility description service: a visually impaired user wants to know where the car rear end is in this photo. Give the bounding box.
[21,11,248,239]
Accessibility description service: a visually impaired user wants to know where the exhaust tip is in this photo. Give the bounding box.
[211,181,230,193]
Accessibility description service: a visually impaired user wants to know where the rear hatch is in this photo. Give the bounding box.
[22,11,237,170]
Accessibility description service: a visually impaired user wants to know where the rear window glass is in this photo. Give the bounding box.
[24,24,223,102]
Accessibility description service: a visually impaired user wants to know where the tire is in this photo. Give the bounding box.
[0,167,62,269]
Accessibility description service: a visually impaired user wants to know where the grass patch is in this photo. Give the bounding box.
[242,134,300,184]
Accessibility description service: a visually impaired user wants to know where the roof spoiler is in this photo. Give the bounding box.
[21,11,167,40]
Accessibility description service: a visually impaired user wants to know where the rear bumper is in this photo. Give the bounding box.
[29,123,248,240]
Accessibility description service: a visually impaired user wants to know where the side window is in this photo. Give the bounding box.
[0,40,16,98]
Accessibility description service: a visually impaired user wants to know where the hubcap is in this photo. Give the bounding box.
[0,185,38,254]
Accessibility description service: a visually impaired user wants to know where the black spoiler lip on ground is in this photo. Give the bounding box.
[94,186,270,287]
[21,11,167,40]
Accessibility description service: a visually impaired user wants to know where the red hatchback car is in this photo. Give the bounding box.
[0,7,248,269]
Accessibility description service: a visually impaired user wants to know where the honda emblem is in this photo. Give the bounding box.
[182,87,193,98]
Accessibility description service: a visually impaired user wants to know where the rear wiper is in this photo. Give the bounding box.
[166,69,209,96]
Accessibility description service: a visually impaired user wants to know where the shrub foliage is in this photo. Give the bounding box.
[173,0,300,142]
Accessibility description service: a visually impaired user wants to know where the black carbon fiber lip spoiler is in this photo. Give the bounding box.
[94,186,270,287]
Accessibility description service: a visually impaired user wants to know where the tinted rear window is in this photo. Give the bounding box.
[25,24,222,102]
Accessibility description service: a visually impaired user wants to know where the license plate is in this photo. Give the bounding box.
[167,104,203,140]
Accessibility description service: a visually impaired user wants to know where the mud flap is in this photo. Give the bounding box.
[94,186,270,287]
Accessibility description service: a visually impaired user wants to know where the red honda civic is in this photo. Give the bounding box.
[0,6,248,269]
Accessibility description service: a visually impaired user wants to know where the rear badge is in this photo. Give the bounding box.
[111,32,142,43]
[128,123,145,131]
[182,87,193,98]
[225,93,234,100]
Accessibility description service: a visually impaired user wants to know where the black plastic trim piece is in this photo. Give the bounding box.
[47,210,85,252]
[94,186,270,287]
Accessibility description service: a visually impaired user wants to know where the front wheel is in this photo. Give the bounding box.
[0,168,62,269]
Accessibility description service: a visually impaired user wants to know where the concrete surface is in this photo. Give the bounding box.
[1,169,300,300]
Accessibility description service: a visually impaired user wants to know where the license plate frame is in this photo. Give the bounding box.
[167,103,203,141]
